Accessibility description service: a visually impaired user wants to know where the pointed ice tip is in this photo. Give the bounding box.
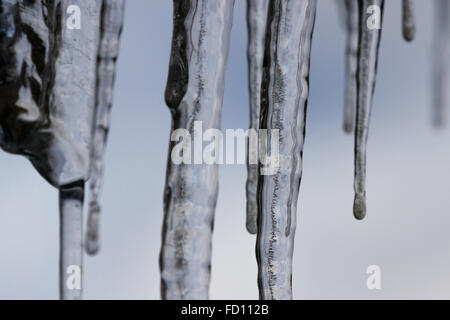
[353,194,366,220]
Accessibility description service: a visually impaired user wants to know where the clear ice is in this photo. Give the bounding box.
[86,0,126,256]
[256,0,316,300]
[353,0,384,220]
[245,0,269,235]
[160,0,235,300]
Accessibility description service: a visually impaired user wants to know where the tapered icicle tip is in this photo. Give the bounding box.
[353,193,366,220]
[85,202,100,255]
[246,215,257,234]
[402,0,415,42]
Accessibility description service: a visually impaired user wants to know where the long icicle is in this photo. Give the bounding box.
[343,0,359,133]
[432,0,450,127]
[52,0,101,299]
[86,0,126,256]
[402,0,415,42]
[160,0,235,300]
[59,182,84,300]
[246,0,269,235]
[256,0,316,300]
[353,0,384,220]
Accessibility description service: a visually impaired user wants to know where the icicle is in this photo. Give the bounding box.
[86,0,126,256]
[353,0,384,220]
[432,0,450,127]
[402,0,415,42]
[0,0,101,299]
[256,0,316,300]
[343,0,359,133]
[160,0,235,300]
[59,182,84,300]
[245,0,269,235]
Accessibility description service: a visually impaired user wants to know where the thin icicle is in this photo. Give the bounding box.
[246,0,269,235]
[86,0,126,256]
[432,0,450,127]
[256,0,316,300]
[0,0,101,299]
[402,0,415,42]
[59,182,84,300]
[160,0,235,300]
[353,0,384,220]
[343,0,359,133]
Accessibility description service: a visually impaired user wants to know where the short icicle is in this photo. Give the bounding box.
[86,0,126,256]
[402,0,415,42]
[245,0,269,235]
[343,0,359,133]
[353,0,384,220]
[160,0,235,299]
[256,0,317,300]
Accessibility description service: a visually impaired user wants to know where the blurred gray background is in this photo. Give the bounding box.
[1,0,450,299]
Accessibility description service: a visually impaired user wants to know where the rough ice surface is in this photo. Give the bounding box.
[0,0,101,299]
[343,0,359,133]
[432,0,449,127]
[160,0,235,300]
[245,0,269,235]
[353,0,384,220]
[86,0,126,256]
[402,0,415,42]
[0,0,100,187]
[256,0,316,300]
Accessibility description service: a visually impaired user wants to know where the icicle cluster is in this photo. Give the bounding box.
[2,0,449,302]
[0,0,125,299]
